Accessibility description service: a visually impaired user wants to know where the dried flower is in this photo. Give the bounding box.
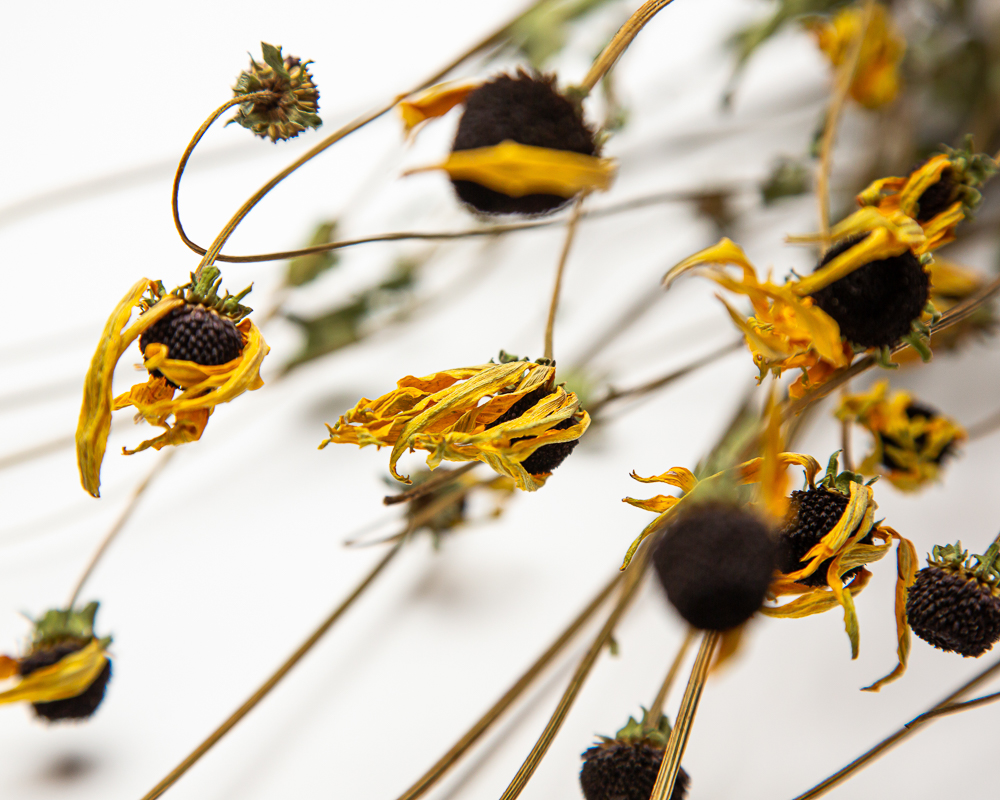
[580,710,690,800]
[401,71,616,215]
[320,354,589,492]
[0,602,112,722]
[807,3,905,109]
[837,381,966,491]
[906,542,1000,657]
[76,267,269,497]
[230,42,321,142]
[856,144,997,253]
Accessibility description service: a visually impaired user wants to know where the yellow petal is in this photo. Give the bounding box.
[0,641,107,705]
[404,140,617,199]
[397,80,480,134]
[75,282,183,497]
[863,530,917,692]
[122,408,212,455]
[662,237,757,289]
[628,467,699,493]
[623,495,681,514]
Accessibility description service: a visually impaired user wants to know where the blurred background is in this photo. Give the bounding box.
[2,1,999,798]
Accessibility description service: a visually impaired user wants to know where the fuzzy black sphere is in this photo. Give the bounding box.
[809,235,930,349]
[487,386,580,476]
[139,304,244,367]
[914,168,958,223]
[653,502,777,631]
[19,641,112,722]
[450,71,596,215]
[778,488,869,587]
[580,742,690,800]
[906,566,1000,657]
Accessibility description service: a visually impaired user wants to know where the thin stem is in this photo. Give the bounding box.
[577,0,679,94]
[789,655,1000,800]
[907,688,1000,726]
[840,415,855,473]
[649,631,719,800]
[543,195,586,362]
[138,539,404,800]
[646,628,697,729]
[384,463,478,506]
[172,93,274,252]
[67,451,175,610]
[497,548,650,800]
[187,0,554,275]
[0,434,74,473]
[816,0,876,240]
[394,571,623,800]
[589,339,743,416]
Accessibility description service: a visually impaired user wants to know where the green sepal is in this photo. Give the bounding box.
[875,345,900,370]
[819,451,864,495]
[31,601,107,648]
[611,707,672,748]
[260,42,290,80]
[170,267,253,322]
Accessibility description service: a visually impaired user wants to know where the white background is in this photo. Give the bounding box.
[1,1,999,799]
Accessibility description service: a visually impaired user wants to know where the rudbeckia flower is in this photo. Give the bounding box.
[399,70,617,215]
[856,144,997,253]
[807,3,905,109]
[625,449,916,689]
[580,709,690,800]
[76,267,269,497]
[836,380,966,491]
[906,541,1000,658]
[229,42,322,142]
[662,238,853,399]
[0,602,112,722]
[321,355,589,492]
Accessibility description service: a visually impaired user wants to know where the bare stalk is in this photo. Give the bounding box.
[497,548,650,800]
[649,631,720,800]
[578,0,679,94]
[544,195,586,361]
[646,628,697,729]
[394,571,623,800]
[137,539,404,800]
[384,463,479,506]
[67,451,175,609]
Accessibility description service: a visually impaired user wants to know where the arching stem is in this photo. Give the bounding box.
[543,195,586,361]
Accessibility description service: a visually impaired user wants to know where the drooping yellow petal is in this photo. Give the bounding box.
[662,238,757,289]
[737,452,821,488]
[862,530,917,691]
[623,495,681,514]
[397,80,481,134]
[628,467,699,493]
[928,258,984,298]
[0,641,107,705]
[762,569,873,619]
[405,140,617,198]
[121,408,212,455]
[75,282,184,497]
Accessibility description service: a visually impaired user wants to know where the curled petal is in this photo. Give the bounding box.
[662,237,757,289]
[623,495,681,514]
[737,452,821,488]
[397,80,480,134]
[628,467,698,493]
[0,641,108,705]
[404,140,617,198]
[863,530,917,692]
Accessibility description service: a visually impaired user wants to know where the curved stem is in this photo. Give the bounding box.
[543,195,586,361]
[497,547,649,800]
[646,628,696,729]
[172,92,275,253]
[649,630,719,800]
[816,0,876,240]
[383,463,478,506]
[394,571,622,800]
[138,539,404,800]
[67,451,175,610]
[577,0,679,95]
[789,655,1000,800]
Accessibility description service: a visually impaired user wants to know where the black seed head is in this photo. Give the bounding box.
[580,741,690,800]
[451,71,596,216]
[809,234,930,349]
[906,565,1000,657]
[139,304,245,367]
[18,639,112,722]
[914,167,959,222]
[653,502,777,631]
[778,487,870,587]
[486,386,581,476]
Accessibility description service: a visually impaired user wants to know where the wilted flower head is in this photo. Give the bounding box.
[401,71,617,215]
[320,354,589,492]
[76,267,269,497]
[856,144,997,253]
[662,238,853,398]
[807,2,905,109]
[230,42,321,142]
[907,541,1000,658]
[580,710,690,800]
[0,602,112,722]
[836,380,966,491]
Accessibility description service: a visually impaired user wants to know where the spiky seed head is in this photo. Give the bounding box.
[230,42,321,142]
